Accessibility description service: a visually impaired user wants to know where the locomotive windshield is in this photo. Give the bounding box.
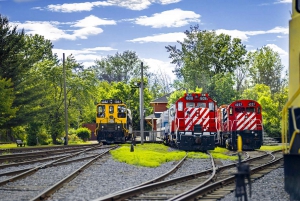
[246,107,255,113]
[118,105,126,118]
[186,102,195,107]
[196,102,206,108]
[235,107,256,113]
[235,107,245,113]
[109,106,114,114]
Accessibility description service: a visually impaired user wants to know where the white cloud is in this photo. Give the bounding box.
[266,44,288,56]
[134,9,200,28]
[216,26,288,42]
[53,46,117,65]
[73,27,104,39]
[36,0,182,12]
[216,29,249,41]
[275,0,292,3]
[13,15,116,41]
[129,26,288,44]
[72,15,116,27]
[45,2,112,13]
[128,32,186,43]
[12,21,77,41]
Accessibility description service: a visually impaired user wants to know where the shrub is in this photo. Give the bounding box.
[76,127,91,141]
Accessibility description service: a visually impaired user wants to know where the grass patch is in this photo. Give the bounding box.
[210,147,238,161]
[110,144,240,167]
[187,152,209,159]
[259,145,283,151]
[0,140,95,150]
[110,143,186,167]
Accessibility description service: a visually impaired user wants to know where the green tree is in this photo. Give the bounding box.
[39,55,97,144]
[93,80,154,130]
[241,84,281,137]
[248,46,284,94]
[207,73,237,105]
[166,25,247,91]
[92,50,150,84]
[0,14,26,80]
[0,78,17,126]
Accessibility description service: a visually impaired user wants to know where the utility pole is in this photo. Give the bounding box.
[140,62,144,145]
[63,53,68,145]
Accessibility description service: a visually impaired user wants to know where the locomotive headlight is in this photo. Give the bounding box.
[254,133,258,136]
[101,126,104,128]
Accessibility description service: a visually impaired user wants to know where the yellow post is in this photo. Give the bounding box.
[237,135,242,152]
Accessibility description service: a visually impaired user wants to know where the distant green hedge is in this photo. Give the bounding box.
[76,127,91,141]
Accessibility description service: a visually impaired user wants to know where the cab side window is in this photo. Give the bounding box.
[178,102,183,111]
[118,105,126,118]
[209,102,214,111]
[97,105,105,117]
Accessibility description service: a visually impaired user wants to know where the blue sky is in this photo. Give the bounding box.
[0,0,291,81]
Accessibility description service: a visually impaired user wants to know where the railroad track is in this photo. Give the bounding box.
[0,144,101,163]
[0,145,114,179]
[92,150,281,201]
[0,143,99,155]
[0,145,117,201]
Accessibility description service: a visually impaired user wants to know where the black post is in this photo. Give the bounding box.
[234,153,251,201]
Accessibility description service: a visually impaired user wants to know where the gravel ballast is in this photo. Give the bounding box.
[48,156,290,201]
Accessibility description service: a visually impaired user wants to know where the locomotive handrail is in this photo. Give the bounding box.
[281,85,300,153]
[289,107,300,152]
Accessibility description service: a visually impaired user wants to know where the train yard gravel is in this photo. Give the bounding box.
[221,167,290,201]
[0,153,289,201]
[48,156,289,201]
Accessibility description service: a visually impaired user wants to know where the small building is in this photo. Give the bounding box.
[145,93,170,130]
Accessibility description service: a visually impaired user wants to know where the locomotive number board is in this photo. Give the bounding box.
[235,102,243,107]
[248,102,256,106]
[101,99,123,104]
[185,94,208,101]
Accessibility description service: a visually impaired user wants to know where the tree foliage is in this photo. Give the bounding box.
[207,73,237,105]
[248,46,284,94]
[92,50,149,84]
[241,84,281,137]
[0,78,17,126]
[166,25,247,91]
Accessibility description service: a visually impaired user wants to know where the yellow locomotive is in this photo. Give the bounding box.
[282,0,300,200]
[95,99,133,144]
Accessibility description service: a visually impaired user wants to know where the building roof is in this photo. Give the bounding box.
[150,93,171,104]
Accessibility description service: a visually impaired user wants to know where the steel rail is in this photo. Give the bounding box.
[30,146,118,201]
[0,144,103,186]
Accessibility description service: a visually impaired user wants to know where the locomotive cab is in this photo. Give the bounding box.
[168,93,217,151]
[218,100,263,150]
[95,99,132,144]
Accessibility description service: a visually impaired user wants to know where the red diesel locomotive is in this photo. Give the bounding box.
[217,99,263,150]
[164,93,218,151]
